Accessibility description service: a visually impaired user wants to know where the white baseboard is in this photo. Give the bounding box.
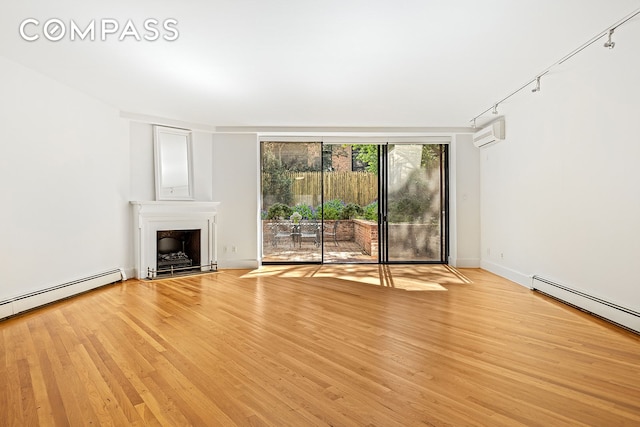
[220,259,260,269]
[0,303,13,320]
[122,267,136,281]
[1,269,123,320]
[450,258,481,268]
[532,276,640,334]
[480,260,532,288]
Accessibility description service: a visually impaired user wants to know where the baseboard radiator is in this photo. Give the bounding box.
[532,275,640,334]
[0,269,123,320]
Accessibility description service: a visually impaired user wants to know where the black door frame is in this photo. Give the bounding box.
[377,143,449,264]
[260,141,449,265]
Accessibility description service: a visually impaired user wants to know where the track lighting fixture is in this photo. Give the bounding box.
[469,7,639,125]
[604,29,615,49]
[532,76,541,93]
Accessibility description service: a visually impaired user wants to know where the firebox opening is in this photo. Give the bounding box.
[156,229,201,276]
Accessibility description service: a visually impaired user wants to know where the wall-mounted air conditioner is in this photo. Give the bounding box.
[473,119,505,148]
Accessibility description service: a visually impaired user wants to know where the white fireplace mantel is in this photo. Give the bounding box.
[130,201,220,279]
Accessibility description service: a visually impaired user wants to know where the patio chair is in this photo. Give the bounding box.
[323,220,339,246]
[299,221,320,247]
[271,221,293,247]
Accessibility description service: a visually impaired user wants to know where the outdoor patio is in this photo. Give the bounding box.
[262,219,379,263]
[262,218,442,263]
[262,240,377,263]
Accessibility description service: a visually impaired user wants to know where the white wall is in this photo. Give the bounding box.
[129,122,155,201]
[212,133,260,269]
[0,56,130,301]
[479,22,640,312]
[449,134,480,267]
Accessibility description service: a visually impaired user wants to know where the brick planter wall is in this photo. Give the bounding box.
[353,219,378,255]
[325,220,353,241]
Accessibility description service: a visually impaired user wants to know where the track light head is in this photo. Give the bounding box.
[532,76,541,93]
[604,29,615,49]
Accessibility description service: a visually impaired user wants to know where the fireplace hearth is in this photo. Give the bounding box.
[157,229,201,275]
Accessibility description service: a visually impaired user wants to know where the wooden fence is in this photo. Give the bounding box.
[263,171,378,207]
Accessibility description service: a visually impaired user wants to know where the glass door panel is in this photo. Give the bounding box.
[261,141,447,265]
[385,144,446,262]
[260,141,322,263]
[321,144,378,263]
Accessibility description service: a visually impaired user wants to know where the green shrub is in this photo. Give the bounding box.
[363,201,378,221]
[292,204,314,220]
[316,199,344,220]
[266,203,293,219]
[341,203,363,220]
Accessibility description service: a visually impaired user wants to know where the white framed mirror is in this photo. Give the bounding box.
[153,125,194,200]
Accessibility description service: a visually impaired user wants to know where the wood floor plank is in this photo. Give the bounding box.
[1,266,640,426]
[78,334,146,425]
[3,325,23,426]
[69,343,121,425]
[21,319,56,427]
[138,374,198,426]
[16,358,39,426]
[34,345,70,426]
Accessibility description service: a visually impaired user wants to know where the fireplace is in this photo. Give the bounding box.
[156,229,201,275]
[130,201,220,279]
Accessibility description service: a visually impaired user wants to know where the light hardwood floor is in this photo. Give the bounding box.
[1,265,639,426]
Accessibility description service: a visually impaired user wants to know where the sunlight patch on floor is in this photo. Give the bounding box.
[241,264,472,291]
[241,265,322,278]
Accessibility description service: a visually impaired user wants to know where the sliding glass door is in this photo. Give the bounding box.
[380,144,447,262]
[261,141,322,263]
[261,140,448,264]
[321,143,378,263]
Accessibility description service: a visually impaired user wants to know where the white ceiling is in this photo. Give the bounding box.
[1,1,639,128]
